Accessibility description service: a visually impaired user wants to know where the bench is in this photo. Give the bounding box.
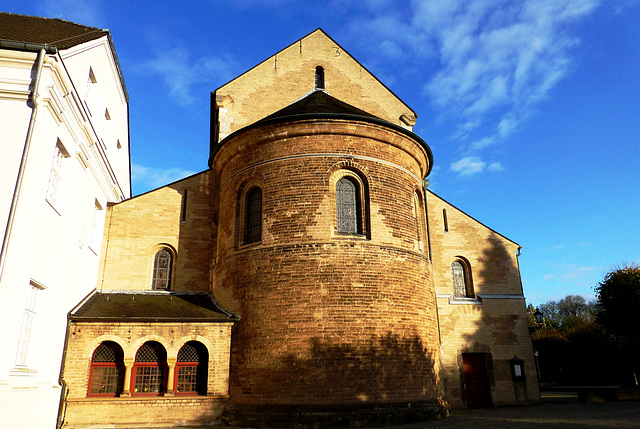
[542,386,621,402]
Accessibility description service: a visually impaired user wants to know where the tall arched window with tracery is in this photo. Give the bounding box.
[175,341,208,395]
[245,187,262,244]
[151,248,172,290]
[88,341,125,396]
[336,177,360,234]
[132,341,167,395]
[451,259,473,298]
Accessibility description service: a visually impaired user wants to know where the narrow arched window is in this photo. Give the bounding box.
[315,66,325,89]
[88,341,124,396]
[443,208,449,233]
[176,341,208,395]
[245,187,262,244]
[452,260,473,298]
[337,177,359,234]
[152,249,172,290]
[132,341,167,395]
[413,193,424,251]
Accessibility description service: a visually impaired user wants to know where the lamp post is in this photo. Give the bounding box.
[531,308,543,383]
[534,308,543,325]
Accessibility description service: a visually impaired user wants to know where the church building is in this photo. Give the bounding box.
[1,15,538,428]
[60,29,539,428]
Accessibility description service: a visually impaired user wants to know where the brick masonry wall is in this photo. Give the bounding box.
[211,118,442,406]
[214,30,417,142]
[426,191,539,407]
[62,321,233,428]
[97,171,214,293]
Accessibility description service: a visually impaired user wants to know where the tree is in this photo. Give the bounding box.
[537,295,595,331]
[595,263,640,386]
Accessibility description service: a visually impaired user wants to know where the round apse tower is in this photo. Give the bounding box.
[211,91,446,426]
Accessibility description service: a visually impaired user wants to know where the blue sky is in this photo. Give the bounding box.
[5,0,639,306]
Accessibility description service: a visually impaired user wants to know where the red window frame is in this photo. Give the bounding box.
[87,342,124,397]
[175,361,199,395]
[88,363,124,396]
[131,362,168,396]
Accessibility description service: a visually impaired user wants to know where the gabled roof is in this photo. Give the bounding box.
[0,12,108,50]
[69,291,237,323]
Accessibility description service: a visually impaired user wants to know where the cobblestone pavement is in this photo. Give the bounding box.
[222,401,640,429]
[391,401,640,429]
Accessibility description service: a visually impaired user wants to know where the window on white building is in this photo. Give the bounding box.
[15,281,45,367]
[85,67,98,116]
[46,140,69,209]
[89,199,104,253]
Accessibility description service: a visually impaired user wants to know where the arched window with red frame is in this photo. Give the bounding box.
[175,341,208,395]
[132,341,167,395]
[88,341,125,396]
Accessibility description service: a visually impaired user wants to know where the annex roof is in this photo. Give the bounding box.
[263,89,378,120]
[69,291,237,323]
[210,90,434,177]
[0,12,108,50]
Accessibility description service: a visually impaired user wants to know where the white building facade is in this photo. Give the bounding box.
[0,13,130,428]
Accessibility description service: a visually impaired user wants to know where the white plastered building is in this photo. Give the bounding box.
[0,13,130,428]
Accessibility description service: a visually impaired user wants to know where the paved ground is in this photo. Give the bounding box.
[224,394,640,429]
[394,401,640,428]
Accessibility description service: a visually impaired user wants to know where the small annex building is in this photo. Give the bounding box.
[59,29,539,428]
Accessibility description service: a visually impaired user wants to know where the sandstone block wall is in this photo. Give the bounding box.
[211,118,442,406]
[427,191,539,406]
[213,29,416,143]
[97,171,215,293]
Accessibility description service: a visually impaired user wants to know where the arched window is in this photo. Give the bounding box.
[151,248,172,290]
[452,259,473,298]
[176,341,209,395]
[315,66,325,89]
[336,177,360,234]
[88,341,124,396]
[132,341,167,395]
[245,187,262,244]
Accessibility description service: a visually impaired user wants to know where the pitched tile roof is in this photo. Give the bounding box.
[0,12,108,50]
[263,90,379,121]
[70,291,237,323]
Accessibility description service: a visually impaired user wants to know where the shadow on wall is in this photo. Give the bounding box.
[275,333,439,402]
[170,171,215,293]
[446,234,533,407]
[223,332,447,427]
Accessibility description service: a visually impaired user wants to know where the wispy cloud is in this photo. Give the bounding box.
[39,0,104,27]
[131,164,197,193]
[419,0,600,142]
[343,0,604,174]
[450,156,504,177]
[136,28,239,106]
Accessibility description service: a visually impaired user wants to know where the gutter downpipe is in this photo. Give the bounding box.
[0,46,49,285]
[56,316,72,429]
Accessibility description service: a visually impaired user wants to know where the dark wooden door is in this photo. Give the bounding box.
[462,353,492,408]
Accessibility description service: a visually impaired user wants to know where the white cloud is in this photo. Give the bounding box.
[450,156,505,176]
[341,0,605,170]
[488,162,504,172]
[131,164,197,193]
[423,0,600,135]
[450,156,486,176]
